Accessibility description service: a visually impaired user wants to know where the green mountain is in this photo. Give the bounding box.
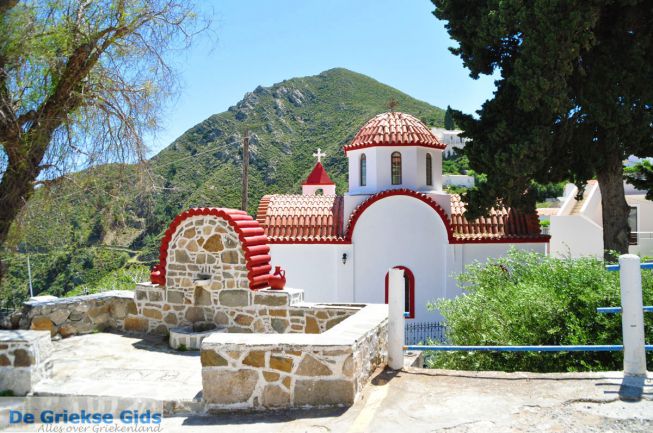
[1,68,445,308]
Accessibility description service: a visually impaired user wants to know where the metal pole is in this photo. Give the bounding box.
[241,129,249,212]
[619,254,647,377]
[27,254,34,298]
[388,268,405,370]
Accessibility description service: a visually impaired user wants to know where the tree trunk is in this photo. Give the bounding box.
[596,152,630,261]
[0,141,42,248]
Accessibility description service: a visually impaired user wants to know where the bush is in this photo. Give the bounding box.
[426,250,653,372]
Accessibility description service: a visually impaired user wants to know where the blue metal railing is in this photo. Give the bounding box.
[597,306,653,314]
[404,344,653,352]
[605,262,653,272]
[401,260,652,354]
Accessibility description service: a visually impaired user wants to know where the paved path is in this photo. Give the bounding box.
[163,368,653,433]
[32,333,653,432]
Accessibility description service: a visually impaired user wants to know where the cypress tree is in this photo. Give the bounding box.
[433,0,653,258]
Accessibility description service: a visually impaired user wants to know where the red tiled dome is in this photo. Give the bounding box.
[345,111,445,153]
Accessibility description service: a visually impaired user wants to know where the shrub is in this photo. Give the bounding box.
[426,250,653,372]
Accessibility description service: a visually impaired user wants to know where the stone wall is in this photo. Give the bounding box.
[164,216,250,291]
[20,291,136,338]
[130,284,358,335]
[201,304,388,410]
[0,330,53,395]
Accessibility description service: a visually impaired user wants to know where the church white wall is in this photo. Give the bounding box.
[268,244,353,303]
[351,195,449,322]
[347,146,444,196]
[459,242,547,267]
[302,184,336,196]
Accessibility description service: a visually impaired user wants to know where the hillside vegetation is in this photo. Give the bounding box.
[1,68,445,308]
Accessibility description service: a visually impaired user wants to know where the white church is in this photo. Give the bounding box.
[256,111,548,322]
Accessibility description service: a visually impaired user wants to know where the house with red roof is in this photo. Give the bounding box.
[256,111,548,321]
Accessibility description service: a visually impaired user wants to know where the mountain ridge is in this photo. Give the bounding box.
[2,67,445,307]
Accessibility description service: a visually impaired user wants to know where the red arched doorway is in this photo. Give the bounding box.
[384,266,415,319]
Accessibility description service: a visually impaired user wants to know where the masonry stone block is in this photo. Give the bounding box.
[243,351,265,368]
[262,384,290,408]
[294,379,355,406]
[202,369,258,404]
[185,307,205,323]
[124,316,149,333]
[201,350,228,367]
[296,354,332,376]
[219,290,250,307]
[30,316,54,335]
[253,294,287,307]
[269,355,293,373]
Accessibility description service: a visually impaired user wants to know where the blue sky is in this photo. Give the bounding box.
[146,0,497,155]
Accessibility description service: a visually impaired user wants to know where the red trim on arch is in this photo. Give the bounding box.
[344,189,549,245]
[151,207,271,290]
[258,189,549,245]
[385,266,415,319]
[345,189,456,242]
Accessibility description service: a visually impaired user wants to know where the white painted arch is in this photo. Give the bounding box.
[351,194,449,321]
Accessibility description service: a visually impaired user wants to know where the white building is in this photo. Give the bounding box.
[431,127,470,157]
[549,181,653,258]
[256,112,548,322]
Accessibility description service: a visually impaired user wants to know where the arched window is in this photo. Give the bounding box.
[426,154,433,186]
[360,154,367,187]
[391,152,402,185]
[314,188,324,196]
[384,266,415,319]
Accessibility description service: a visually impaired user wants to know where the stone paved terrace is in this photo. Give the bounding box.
[24,333,653,432]
[31,333,203,413]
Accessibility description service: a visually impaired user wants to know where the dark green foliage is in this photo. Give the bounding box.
[442,151,470,175]
[625,160,653,200]
[532,182,565,203]
[444,105,455,130]
[2,68,445,305]
[1,248,130,309]
[427,250,653,372]
[432,1,653,255]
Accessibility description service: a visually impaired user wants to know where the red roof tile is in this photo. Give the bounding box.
[303,162,335,185]
[257,191,546,244]
[345,111,446,153]
[256,195,345,242]
[449,194,544,241]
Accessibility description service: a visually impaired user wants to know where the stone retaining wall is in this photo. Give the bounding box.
[129,284,359,335]
[201,304,388,410]
[20,291,136,338]
[0,330,53,395]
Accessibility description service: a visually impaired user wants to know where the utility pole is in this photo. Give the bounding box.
[27,254,33,298]
[241,129,249,212]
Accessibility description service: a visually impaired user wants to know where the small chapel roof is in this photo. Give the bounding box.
[345,111,446,153]
[256,194,344,242]
[303,162,335,186]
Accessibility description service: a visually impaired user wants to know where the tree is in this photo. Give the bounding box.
[433,0,653,258]
[625,160,653,200]
[443,105,455,130]
[0,0,207,251]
